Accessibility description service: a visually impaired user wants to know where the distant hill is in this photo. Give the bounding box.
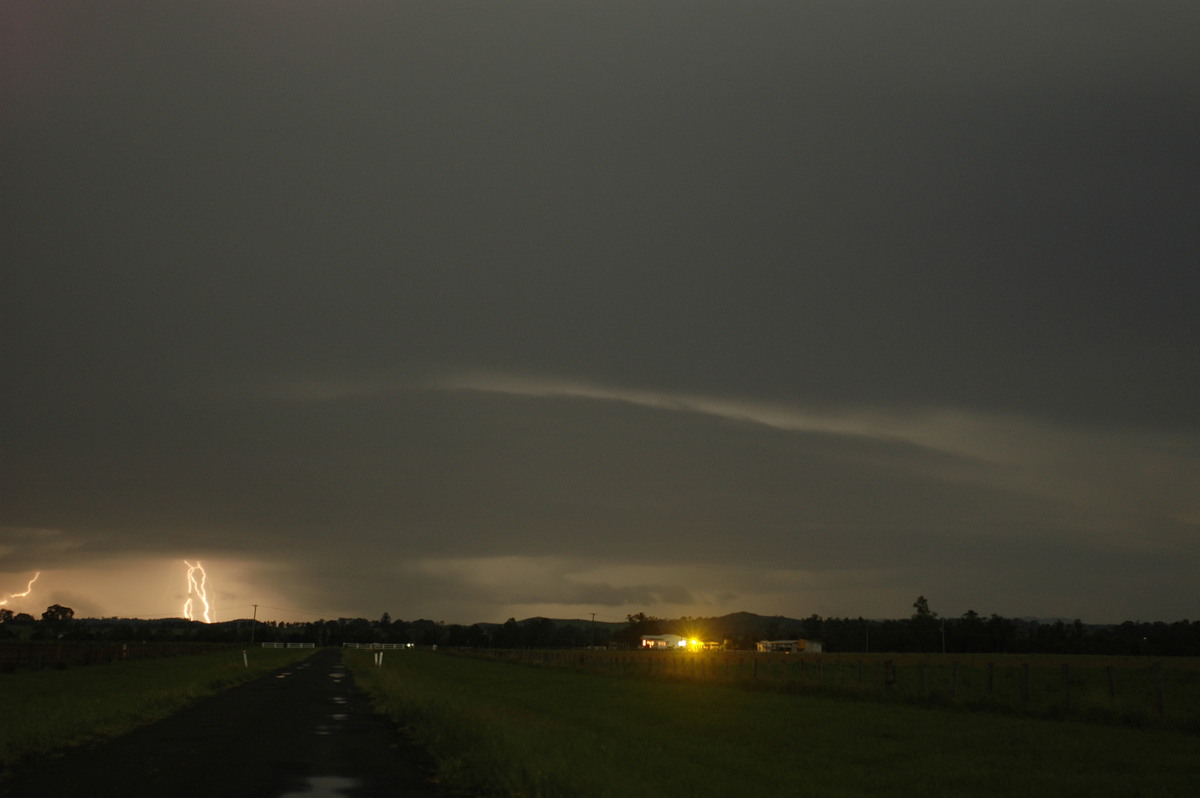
[495,612,813,641]
[672,612,811,641]
[474,616,627,633]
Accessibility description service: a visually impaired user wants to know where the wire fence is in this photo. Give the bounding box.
[457,648,1200,732]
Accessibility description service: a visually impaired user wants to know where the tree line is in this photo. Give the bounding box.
[4,598,1199,656]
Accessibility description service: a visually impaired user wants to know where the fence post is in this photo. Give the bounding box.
[1021,663,1030,710]
[1061,664,1071,709]
[884,660,896,691]
[1153,663,1165,715]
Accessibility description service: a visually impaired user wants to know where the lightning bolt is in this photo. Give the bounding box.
[183,561,214,623]
[1,572,40,607]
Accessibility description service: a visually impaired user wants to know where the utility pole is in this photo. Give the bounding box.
[590,612,596,648]
[250,604,258,644]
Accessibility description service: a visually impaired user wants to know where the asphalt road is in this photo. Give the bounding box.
[0,648,445,797]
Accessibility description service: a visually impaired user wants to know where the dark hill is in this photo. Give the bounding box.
[503,611,812,642]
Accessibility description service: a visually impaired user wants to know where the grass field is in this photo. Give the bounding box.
[347,648,1200,797]
[476,649,1200,731]
[0,646,316,767]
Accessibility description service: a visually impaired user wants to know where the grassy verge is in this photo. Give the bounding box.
[347,649,1200,797]
[0,646,316,766]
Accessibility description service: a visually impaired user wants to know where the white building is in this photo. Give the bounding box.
[640,634,686,649]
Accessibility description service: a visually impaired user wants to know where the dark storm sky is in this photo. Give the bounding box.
[2,1,1197,624]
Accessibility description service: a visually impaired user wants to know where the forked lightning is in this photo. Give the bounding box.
[1,572,40,607]
[183,561,214,623]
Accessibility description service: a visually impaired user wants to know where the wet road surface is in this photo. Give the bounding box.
[0,648,444,797]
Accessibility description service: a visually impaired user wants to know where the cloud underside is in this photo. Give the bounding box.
[3,2,1199,623]
[5,378,1197,621]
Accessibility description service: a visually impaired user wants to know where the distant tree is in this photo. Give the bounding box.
[1164,620,1200,656]
[614,613,663,648]
[911,596,936,622]
[909,596,940,652]
[520,617,557,648]
[442,624,470,647]
[0,608,13,624]
[41,604,74,625]
[337,616,374,644]
[986,613,1017,652]
[410,619,443,646]
[465,624,489,647]
[492,618,522,648]
[386,621,414,645]
[37,604,75,640]
[802,614,824,641]
[315,619,341,646]
[957,609,986,653]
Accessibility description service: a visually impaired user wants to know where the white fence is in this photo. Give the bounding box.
[259,642,316,648]
[341,642,414,650]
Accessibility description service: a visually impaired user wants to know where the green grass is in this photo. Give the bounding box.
[0,646,315,766]
[485,650,1200,731]
[347,649,1200,797]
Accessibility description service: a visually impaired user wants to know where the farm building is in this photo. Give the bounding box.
[756,638,823,654]
[640,634,686,649]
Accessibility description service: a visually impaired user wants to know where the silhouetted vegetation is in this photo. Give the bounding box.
[2,600,1198,656]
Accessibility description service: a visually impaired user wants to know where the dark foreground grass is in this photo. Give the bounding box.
[492,649,1200,731]
[0,646,315,766]
[348,649,1200,798]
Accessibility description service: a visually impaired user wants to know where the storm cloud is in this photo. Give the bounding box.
[2,1,1197,624]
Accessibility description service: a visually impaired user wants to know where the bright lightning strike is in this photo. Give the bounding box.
[183,561,214,623]
[1,572,40,607]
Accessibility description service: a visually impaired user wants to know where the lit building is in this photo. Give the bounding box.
[640,634,686,649]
